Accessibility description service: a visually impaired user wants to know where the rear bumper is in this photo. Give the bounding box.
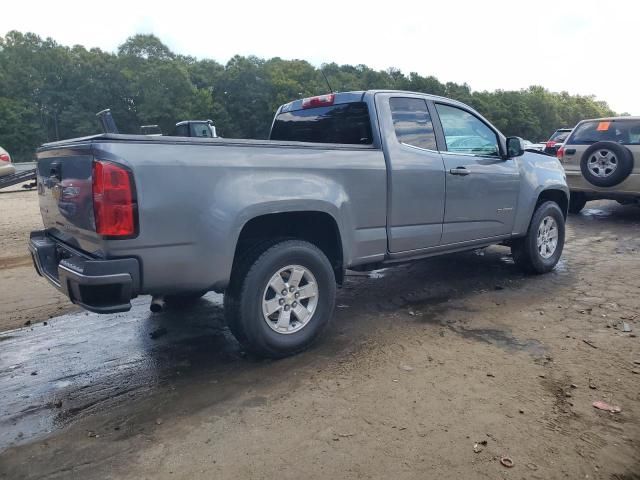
[566,171,640,196]
[29,230,140,313]
[0,163,16,177]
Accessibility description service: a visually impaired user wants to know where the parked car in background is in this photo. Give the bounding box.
[0,146,16,177]
[173,120,218,138]
[140,125,162,136]
[544,128,572,155]
[523,140,546,152]
[558,117,640,213]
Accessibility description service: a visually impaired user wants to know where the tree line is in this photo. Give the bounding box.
[0,31,616,162]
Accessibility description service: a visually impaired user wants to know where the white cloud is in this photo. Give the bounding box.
[1,0,638,114]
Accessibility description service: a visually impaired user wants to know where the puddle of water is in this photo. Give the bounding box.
[581,208,612,218]
[453,327,546,358]
[368,268,388,279]
[553,258,569,273]
[391,288,545,356]
[0,292,242,452]
[500,254,568,274]
[499,255,514,265]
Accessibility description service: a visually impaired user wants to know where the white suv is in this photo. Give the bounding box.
[0,146,16,178]
[558,117,640,213]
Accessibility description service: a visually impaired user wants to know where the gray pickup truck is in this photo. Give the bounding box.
[29,90,569,357]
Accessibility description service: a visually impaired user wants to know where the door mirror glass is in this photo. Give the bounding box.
[506,136,525,157]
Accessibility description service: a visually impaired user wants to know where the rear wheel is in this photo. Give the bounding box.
[224,240,336,358]
[512,201,565,274]
[568,192,587,214]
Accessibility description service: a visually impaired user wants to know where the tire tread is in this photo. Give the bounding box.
[512,201,565,274]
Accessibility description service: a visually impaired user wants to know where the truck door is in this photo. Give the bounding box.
[375,93,446,252]
[433,103,520,245]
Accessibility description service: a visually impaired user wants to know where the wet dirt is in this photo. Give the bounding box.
[0,188,77,331]
[0,200,639,479]
[0,293,241,449]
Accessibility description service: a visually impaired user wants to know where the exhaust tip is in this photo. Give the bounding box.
[150,296,165,313]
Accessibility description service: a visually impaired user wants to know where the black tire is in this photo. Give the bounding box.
[580,141,634,188]
[511,201,565,274]
[568,191,587,214]
[224,240,336,358]
[223,238,286,345]
[165,291,208,306]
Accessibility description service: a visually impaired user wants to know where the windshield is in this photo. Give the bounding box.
[549,130,571,142]
[569,120,640,145]
[270,102,373,145]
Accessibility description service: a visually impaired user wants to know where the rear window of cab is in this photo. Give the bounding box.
[270,102,373,145]
[569,120,640,145]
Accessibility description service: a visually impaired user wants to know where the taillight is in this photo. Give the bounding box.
[92,160,137,237]
[556,147,565,161]
[0,153,10,163]
[302,93,335,109]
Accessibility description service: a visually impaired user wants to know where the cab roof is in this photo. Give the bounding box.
[278,90,473,114]
[579,116,640,123]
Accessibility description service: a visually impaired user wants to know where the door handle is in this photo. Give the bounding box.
[449,167,470,176]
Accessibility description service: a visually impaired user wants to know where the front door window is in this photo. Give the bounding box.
[435,104,500,157]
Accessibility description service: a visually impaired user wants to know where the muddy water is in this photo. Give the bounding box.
[0,293,243,450]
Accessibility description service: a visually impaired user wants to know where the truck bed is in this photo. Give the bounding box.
[34,135,389,298]
[39,133,377,151]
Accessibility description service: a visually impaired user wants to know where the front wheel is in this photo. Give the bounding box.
[511,201,565,274]
[224,240,336,358]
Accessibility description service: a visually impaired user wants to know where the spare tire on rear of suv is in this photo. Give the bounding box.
[580,141,634,188]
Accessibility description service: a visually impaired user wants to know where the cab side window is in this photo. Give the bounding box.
[389,97,437,150]
[435,104,499,156]
[174,124,189,137]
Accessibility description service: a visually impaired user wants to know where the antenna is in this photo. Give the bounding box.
[320,69,334,93]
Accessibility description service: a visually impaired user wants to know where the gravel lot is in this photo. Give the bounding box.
[0,189,638,479]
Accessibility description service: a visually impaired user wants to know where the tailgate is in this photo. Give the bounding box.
[36,151,101,253]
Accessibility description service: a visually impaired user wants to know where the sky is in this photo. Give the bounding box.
[2,0,638,114]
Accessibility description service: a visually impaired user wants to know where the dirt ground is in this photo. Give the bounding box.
[0,185,78,330]
[0,192,639,480]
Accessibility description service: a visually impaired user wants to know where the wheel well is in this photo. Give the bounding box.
[233,211,344,282]
[536,189,568,218]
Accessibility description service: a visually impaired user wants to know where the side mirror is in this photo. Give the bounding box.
[506,136,525,158]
